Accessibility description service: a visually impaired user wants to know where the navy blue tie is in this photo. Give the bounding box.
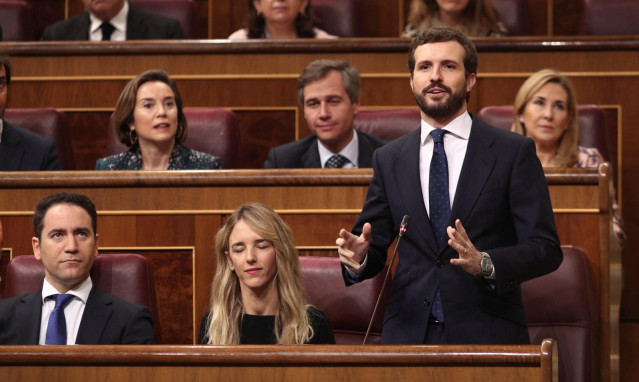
[429,129,450,322]
[45,294,75,345]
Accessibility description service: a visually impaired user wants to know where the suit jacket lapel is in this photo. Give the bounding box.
[300,138,322,168]
[76,287,113,344]
[73,13,92,40]
[15,292,43,344]
[0,121,25,170]
[356,130,374,167]
[450,119,496,226]
[395,129,438,255]
[126,7,147,40]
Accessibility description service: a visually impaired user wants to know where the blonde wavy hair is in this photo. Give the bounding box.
[203,203,314,344]
[512,69,579,167]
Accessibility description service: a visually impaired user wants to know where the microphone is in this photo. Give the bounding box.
[363,215,410,344]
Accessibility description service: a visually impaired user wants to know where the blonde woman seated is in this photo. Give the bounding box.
[199,203,335,344]
[402,0,507,38]
[96,69,222,170]
[229,0,336,40]
[513,69,626,245]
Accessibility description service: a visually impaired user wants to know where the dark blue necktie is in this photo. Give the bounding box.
[45,294,75,345]
[428,129,450,322]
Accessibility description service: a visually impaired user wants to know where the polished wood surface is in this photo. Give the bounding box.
[0,341,558,382]
[0,167,613,381]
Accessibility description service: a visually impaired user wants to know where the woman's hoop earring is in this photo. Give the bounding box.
[129,130,138,145]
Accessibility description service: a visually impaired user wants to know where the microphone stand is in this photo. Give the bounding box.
[363,215,409,344]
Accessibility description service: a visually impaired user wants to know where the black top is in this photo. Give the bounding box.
[198,306,335,344]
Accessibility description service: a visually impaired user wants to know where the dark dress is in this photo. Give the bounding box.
[198,307,335,344]
[95,144,222,170]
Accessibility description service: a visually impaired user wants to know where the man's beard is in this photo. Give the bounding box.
[413,82,466,119]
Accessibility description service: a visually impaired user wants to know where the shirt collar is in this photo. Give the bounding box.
[318,129,359,168]
[42,276,93,304]
[420,110,472,144]
[0,119,3,144]
[89,1,128,35]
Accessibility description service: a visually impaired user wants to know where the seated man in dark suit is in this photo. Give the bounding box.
[264,59,386,168]
[0,192,155,345]
[41,0,184,41]
[0,55,61,171]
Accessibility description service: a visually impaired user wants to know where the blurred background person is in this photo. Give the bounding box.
[229,0,336,40]
[96,69,222,170]
[41,0,184,41]
[199,203,335,344]
[0,54,61,171]
[265,59,386,168]
[402,0,507,38]
[512,68,625,245]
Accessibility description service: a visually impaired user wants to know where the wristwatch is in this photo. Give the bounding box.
[478,252,493,277]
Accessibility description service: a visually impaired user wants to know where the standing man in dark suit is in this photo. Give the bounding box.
[0,193,154,345]
[40,0,184,41]
[264,60,386,169]
[0,55,61,171]
[336,27,562,345]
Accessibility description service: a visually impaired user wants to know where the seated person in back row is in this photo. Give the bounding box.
[96,69,222,170]
[0,192,155,345]
[0,54,61,171]
[199,202,335,344]
[264,59,386,168]
[229,0,336,40]
[512,69,626,245]
[41,0,184,41]
[402,0,507,38]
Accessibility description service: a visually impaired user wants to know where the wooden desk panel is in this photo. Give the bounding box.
[0,342,558,382]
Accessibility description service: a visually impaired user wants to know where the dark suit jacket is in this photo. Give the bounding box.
[40,5,184,41]
[0,120,61,171]
[343,115,562,345]
[264,130,386,168]
[0,286,155,344]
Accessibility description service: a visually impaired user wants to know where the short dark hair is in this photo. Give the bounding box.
[0,54,11,84]
[407,26,478,79]
[113,69,187,148]
[33,193,98,239]
[297,59,360,105]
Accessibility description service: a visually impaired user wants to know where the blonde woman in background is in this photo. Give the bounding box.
[513,69,625,245]
[403,0,507,38]
[199,203,335,344]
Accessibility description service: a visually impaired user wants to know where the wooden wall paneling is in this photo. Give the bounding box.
[0,249,10,298]
[234,109,298,169]
[67,0,83,16]
[367,0,401,37]
[66,111,112,170]
[26,0,66,41]
[552,0,584,35]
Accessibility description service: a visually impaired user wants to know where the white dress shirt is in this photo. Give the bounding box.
[39,277,92,345]
[419,111,472,215]
[88,1,128,41]
[318,129,359,168]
